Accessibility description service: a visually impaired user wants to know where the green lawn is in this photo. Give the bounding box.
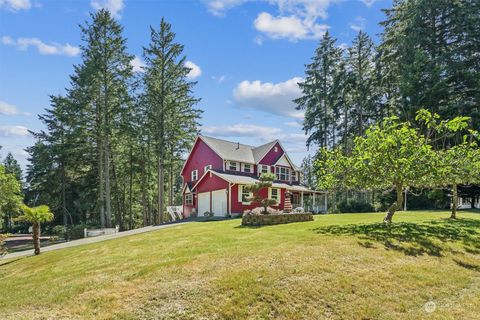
[1,210,479,319]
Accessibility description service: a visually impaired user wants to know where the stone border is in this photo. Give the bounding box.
[242,213,313,226]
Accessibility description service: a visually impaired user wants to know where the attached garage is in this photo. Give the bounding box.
[197,192,210,216]
[211,189,227,216]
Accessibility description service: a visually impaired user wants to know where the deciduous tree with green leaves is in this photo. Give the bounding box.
[17,204,53,255]
[317,116,435,223]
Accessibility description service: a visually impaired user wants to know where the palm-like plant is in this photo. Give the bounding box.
[17,205,54,255]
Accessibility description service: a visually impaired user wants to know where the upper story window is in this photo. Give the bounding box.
[274,146,278,152]
[242,163,252,173]
[292,171,298,181]
[258,164,270,176]
[228,161,238,171]
[275,166,290,181]
[191,169,198,181]
[204,164,212,172]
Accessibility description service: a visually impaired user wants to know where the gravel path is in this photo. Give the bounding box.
[2,222,188,260]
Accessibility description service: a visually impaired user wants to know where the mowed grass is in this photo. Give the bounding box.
[1,210,480,320]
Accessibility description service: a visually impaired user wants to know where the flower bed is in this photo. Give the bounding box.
[242,213,313,226]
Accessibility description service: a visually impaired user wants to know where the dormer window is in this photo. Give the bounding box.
[191,169,198,181]
[204,164,212,172]
[228,161,238,171]
[242,163,252,173]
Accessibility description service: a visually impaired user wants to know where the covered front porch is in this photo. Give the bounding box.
[288,187,327,213]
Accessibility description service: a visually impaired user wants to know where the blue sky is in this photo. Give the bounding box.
[0,0,390,169]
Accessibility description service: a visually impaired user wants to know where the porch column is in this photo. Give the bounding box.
[301,191,304,207]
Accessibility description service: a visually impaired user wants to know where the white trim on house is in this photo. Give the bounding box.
[204,164,212,172]
[238,185,253,205]
[258,164,270,176]
[191,169,198,181]
[227,161,239,171]
[268,187,280,203]
[242,163,253,173]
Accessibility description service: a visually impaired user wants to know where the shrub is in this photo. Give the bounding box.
[67,224,87,240]
[338,200,374,213]
[51,225,67,237]
[244,206,282,216]
[203,211,214,218]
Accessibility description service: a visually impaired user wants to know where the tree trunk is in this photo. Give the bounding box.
[451,183,458,219]
[98,136,105,228]
[32,222,41,255]
[168,163,174,206]
[129,147,134,230]
[104,139,112,228]
[157,156,164,225]
[384,184,403,223]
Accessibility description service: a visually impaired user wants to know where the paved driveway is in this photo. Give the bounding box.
[3,223,188,260]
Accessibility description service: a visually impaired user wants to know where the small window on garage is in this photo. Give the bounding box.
[185,193,193,205]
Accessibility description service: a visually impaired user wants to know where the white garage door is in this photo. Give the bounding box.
[211,189,227,217]
[198,192,210,216]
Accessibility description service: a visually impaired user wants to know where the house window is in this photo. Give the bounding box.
[243,163,252,173]
[191,169,198,181]
[204,164,212,172]
[292,171,298,181]
[239,185,252,204]
[228,161,238,171]
[269,188,280,203]
[275,167,290,181]
[258,165,270,176]
[274,146,278,152]
[185,193,193,205]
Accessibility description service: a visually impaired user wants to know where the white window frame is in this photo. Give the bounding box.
[242,163,253,173]
[275,166,290,181]
[185,193,193,205]
[204,164,212,172]
[269,188,280,203]
[238,185,253,204]
[258,164,270,176]
[292,171,298,181]
[191,169,198,181]
[274,146,278,152]
[228,161,239,171]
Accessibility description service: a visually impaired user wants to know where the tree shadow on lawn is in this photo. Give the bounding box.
[313,218,480,259]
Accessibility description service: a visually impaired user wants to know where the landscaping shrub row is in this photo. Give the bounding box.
[242,213,313,226]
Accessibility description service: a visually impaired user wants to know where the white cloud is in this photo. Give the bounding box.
[203,0,247,16]
[202,124,282,140]
[212,75,226,83]
[2,36,80,56]
[130,56,145,73]
[285,121,302,127]
[185,61,202,79]
[349,16,366,32]
[0,100,31,116]
[0,125,30,137]
[360,0,379,7]
[90,0,124,18]
[0,101,19,115]
[254,12,328,41]
[0,0,31,11]
[233,77,304,118]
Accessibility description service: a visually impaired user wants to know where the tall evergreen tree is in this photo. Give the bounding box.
[295,31,345,149]
[141,18,201,224]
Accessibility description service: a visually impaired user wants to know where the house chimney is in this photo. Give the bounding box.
[236,142,240,150]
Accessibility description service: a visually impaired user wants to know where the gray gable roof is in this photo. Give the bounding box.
[199,135,299,168]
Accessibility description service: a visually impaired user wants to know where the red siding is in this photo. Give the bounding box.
[196,172,229,193]
[182,138,223,184]
[230,184,285,214]
[259,142,284,165]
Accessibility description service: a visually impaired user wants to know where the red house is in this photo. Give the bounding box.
[181,135,327,217]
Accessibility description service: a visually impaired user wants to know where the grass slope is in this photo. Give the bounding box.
[1,210,479,319]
